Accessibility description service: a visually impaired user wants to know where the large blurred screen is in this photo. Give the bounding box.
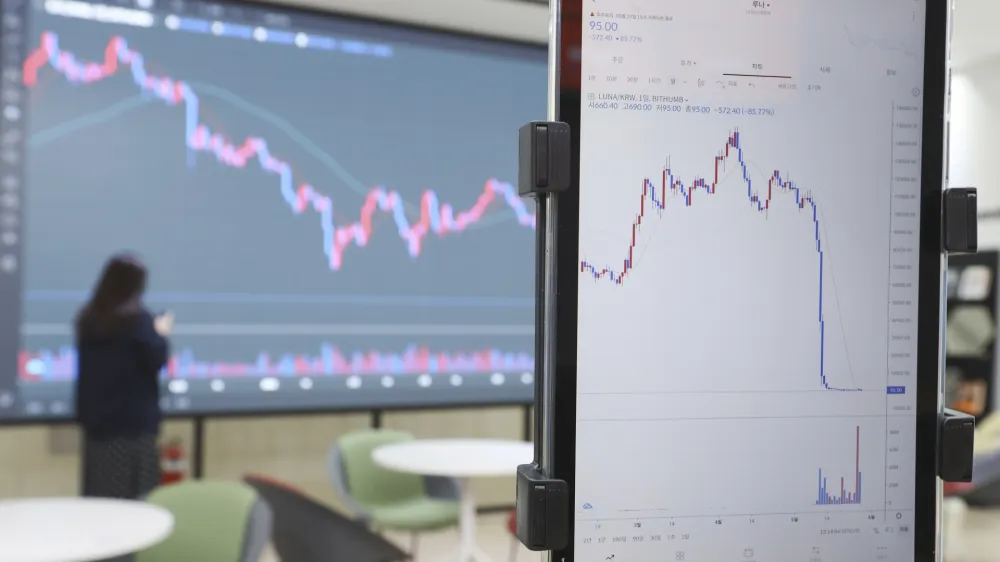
[0,0,544,419]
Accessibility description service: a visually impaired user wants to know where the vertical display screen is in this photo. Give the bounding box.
[574,0,926,560]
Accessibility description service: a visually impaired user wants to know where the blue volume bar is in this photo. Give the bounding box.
[816,426,862,506]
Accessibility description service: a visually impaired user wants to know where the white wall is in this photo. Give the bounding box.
[952,0,1000,70]
[949,58,1000,247]
[0,408,527,508]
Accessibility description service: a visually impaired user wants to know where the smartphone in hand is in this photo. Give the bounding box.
[154,310,174,336]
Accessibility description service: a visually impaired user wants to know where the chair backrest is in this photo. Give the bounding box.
[244,474,410,562]
[334,429,424,508]
[135,480,271,562]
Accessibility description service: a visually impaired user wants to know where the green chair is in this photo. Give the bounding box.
[328,429,460,553]
[135,481,272,562]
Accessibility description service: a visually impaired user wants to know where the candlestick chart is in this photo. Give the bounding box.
[578,129,871,395]
[22,31,537,272]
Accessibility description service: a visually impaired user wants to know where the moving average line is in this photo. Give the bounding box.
[29,94,152,147]
[23,31,537,271]
[28,81,522,228]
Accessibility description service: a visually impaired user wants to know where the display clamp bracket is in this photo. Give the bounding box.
[939,408,975,483]
[942,187,978,254]
[515,121,572,552]
[938,187,978,483]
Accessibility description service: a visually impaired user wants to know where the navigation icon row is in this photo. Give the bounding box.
[0,0,25,278]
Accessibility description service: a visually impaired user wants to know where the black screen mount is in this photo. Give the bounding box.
[516,121,573,552]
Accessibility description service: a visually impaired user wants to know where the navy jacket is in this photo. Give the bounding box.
[75,310,169,439]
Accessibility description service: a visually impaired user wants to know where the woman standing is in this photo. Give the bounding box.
[74,253,172,499]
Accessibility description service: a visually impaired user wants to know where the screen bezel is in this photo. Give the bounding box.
[3,0,545,424]
[548,0,949,560]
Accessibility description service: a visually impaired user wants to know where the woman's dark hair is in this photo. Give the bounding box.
[75,253,148,337]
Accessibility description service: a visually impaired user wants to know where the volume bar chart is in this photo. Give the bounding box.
[816,426,862,506]
[19,346,535,380]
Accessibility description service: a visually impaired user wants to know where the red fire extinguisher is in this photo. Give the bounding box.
[160,438,186,485]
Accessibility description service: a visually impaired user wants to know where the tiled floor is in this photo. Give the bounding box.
[260,512,538,562]
[386,514,536,562]
[947,505,1000,562]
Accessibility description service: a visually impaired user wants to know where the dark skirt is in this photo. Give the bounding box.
[81,434,161,562]
[82,433,160,499]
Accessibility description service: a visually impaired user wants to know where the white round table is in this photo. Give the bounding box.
[0,498,174,562]
[373,438,533,562]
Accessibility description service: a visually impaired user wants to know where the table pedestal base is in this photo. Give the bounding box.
[449,544,494,562]
[454,477,493,562]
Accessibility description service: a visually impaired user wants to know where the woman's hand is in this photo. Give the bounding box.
[154,311,174,336]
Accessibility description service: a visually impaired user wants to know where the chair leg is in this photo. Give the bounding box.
[410,532,419,559]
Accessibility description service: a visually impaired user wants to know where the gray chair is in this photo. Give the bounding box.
[327,429,461,555]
